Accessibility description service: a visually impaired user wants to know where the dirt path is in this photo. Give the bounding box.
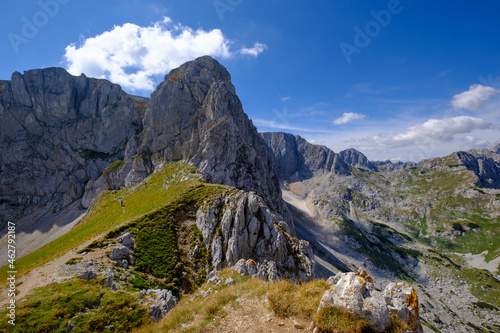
[201,296,312,333]
[0,236,110,308]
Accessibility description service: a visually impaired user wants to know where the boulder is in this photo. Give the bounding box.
[319,269,423,333]
[110,246,130,261]
[147,290,178,321]
[77,270,97,280]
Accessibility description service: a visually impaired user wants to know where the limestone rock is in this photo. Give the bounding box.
[77,270,97,280]
[319,269,423,333]
[102,270,116,289]
[197,190,314,282]
[0,67,142,229]
[145,289,178,321]
[110,246,130,261]
[383,283,423,333]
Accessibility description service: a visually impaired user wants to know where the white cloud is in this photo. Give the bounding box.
[451,84,499,110]
[239,42,267,57]
[373,116,493,148]
[333,112,366,125]
[63,17,265,92]
[281,96,290,102]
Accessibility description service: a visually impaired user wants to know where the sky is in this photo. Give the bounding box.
[1,0,499,161]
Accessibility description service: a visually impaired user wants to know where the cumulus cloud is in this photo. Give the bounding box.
[63,18,265,92]
[333,112,366,125]
[239,42,267,57]
[451,84,499,110]
[373,116,493,147]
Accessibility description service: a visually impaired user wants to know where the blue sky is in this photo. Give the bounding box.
[1,0,499,161]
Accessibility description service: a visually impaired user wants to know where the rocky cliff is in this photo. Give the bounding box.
[0,68,142,231]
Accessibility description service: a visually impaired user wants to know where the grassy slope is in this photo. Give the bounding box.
[0,162,204,284]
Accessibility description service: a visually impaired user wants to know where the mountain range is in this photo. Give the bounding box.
[0,56,499,333]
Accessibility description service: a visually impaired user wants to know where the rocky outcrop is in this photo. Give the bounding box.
[141,289,178,321]
[338,148,378,171]
[196,189,314,282]
[261,132,351,182]
[0,67,142,230]
[320,269,423,333]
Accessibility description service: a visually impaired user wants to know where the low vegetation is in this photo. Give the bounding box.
[0,279,147,333]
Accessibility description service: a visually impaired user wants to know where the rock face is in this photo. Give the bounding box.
[85,57,289,224]
[261,132,351,182]
[196,189,314,282]
[320,269,423,333]
[455,151,500,188]
[0,68,142,230]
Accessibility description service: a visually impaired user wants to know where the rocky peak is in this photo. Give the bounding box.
[261,132,351,182]
[337,148,378,171]
[87,57,288,224]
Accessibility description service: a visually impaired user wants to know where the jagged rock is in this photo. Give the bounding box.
[145,289,178,321]
[110,246,130,261]
[319,269,423,333]
[77,270,97,280]
[196,190,314,282]
[225,278,235,286]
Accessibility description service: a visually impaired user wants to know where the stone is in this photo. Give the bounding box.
[102,270,115,289]
[118,233,134,248]
[319,270,423,333]
[383,283,423,333]
[293,319,304,329]
[77,270,98,280]
[147,290,178,321]
[225,278,235,286]
[121,259,128,269]
[110,246,130,261]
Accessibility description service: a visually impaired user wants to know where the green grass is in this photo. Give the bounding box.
[267,279,331,319]
[314,306,376,333]
[0,162,204,284]
[458,268,500,307]
[0,279,147,333]
[102,159,124,175]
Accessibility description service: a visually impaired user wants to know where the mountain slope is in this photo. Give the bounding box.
[264,132,500,332]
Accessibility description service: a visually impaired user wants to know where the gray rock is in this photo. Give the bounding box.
[117,233,134,248]
[197,191,314,282]
[0,67,142,230]
[319,270,423,333]
[110,246,130,261]
[146,289,178,321]
[225,278,235,286]
[77,270,97,280]
[102,270,115,289]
